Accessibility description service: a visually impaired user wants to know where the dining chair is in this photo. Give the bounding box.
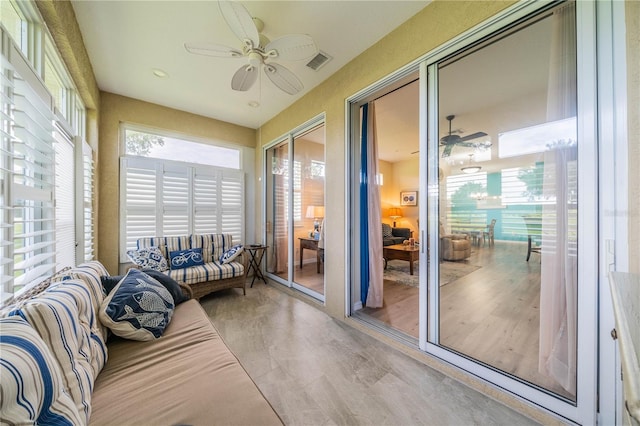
[483,219,496,246]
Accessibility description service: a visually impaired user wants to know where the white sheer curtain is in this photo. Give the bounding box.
[538,2,578,396]
[365,102,384,307]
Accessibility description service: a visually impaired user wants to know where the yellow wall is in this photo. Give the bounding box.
[98,93,256,274]
[257,0,515,317]
[627,0,640,274]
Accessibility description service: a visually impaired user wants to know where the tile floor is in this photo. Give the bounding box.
[200,283,541,426]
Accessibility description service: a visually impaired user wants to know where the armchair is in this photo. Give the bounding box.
[440,222,471,261]
[382,223,411,246]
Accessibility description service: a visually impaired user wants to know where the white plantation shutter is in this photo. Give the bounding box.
[194,168,218,234]
[9,53,57,293]
[79,141,95,262]
[1,56,14,302]
[220,171,243,242]
[54,128,76,269]
[120,157,244,261]
[121,157,158,257]
[162,164,190,236]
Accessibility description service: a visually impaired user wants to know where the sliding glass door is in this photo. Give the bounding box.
[349,1,599,422]
[433,1,579,401]
[265,119,326,300]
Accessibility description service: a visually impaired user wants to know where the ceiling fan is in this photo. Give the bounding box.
[440,115,490,157]
[184,1,318,95]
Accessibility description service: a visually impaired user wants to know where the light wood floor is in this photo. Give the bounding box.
[274,262,325,295]
[199,283,540,425]
[361,241,573,400]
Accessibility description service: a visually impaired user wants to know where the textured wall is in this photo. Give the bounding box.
[257,0,515,318]
[98,93,256,274]
[627,0,639,273]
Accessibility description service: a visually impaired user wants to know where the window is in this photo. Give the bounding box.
[1,16,93,302]
[120,156,244,262]
[80,141,95,262]
[1,1,27,54]
[444,172,487,232]
[125,128,241,169]
[54,128,76,269]
[44,54,68,119]
[9,61,57,297]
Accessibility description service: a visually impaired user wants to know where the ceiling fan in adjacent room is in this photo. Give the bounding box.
[440,115,490,157]
[184,1,318,95]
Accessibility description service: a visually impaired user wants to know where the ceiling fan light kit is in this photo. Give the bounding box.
[461,153,481,174]
[461,165,482,174]
[185,0,319,95]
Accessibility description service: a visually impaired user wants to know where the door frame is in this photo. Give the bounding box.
[262,114,326,302]
[344,0,627,423]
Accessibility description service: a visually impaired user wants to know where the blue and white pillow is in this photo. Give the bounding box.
[98,269,175,341]
[219,244,244,264]
[10,291,97,423]
[126,246,168,271]
[169,248,204,270]
[0,317,83,425]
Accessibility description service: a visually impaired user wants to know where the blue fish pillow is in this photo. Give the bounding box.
[98,269,174,341]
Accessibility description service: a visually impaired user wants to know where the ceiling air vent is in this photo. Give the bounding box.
[306,51,332,71]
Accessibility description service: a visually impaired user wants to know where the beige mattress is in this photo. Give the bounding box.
[90,300,282,425]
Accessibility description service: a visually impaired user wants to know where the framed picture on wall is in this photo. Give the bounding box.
[400,191,417,206]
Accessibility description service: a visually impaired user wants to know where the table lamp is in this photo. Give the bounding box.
[389,207,402,227]
[306,205,325,231]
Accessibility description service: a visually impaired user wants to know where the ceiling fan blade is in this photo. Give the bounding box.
[458,132,488,142]
[231,65,258,91]
[218,1,259,47]
[263,63,303,95]
[442,144,454,158]
[184,42,243,58]
[440,134,460,144]
[265,35,318,61]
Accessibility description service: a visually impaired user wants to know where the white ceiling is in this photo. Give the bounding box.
[70,0,429,129]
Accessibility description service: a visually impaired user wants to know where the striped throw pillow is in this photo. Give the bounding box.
[0,317,83,425]
[11,293,96,423]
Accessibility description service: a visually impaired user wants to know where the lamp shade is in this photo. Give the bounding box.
[306,205,315,219]
[388,207,402,219]
[313,206,325,218]
[306,205,325,218]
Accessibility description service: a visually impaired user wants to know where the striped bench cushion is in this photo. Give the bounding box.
[166,261,244,286]
[191,234,235,263]
[0,317,83,425]
[137,236,191,262]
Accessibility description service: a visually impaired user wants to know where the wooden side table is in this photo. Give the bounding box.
[298,237,321,273]
[246,245,268,287]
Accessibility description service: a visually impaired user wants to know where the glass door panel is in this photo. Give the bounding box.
[292,124,325,297]
[265,142,289,283]
[435,2,577,401]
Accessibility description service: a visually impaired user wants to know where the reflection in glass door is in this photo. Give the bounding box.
[265,121,325,300]
[292,125,325,297]
[265,141,289,284]
[434,2,578,401]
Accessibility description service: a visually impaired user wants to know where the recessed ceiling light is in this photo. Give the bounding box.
[152,68,169,78]
[248,101,260,108]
